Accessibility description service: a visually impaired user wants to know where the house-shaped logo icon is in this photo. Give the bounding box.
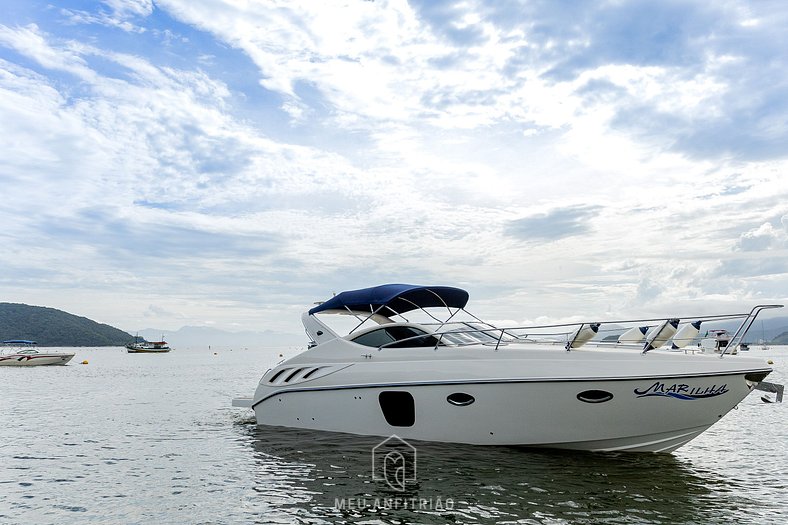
[371,435,417,491]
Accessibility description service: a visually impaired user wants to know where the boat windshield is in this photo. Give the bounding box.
[435,322,510,345]
[0,341,39,354]
[351,326,443,348]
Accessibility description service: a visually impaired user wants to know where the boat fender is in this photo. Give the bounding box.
[643,319,679,353]
[670,321,702,349]
[566,323,600,350]
[618,326,648,344]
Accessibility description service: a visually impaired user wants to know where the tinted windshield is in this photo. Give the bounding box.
[352,326,441,348]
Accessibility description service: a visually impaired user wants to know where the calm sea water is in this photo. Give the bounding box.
[1,346,786,524]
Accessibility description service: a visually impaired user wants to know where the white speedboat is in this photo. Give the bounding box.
[233,284,782,453]
[0,340,75,366]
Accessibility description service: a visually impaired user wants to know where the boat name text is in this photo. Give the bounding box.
[634,381,729,400]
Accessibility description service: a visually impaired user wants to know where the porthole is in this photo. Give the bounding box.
[577,390,614,403]
[379,391,415,426]
[447,392,475,406]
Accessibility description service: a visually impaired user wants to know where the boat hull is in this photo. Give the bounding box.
[250,372,757,452]
[0,353,75,366]
[126,348,170,353]
[237,287,782,453]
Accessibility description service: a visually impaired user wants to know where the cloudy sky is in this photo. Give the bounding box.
[2,0,788,336]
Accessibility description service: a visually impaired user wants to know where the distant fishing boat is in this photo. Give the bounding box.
[0,340,75,366]
[126,337,171,353]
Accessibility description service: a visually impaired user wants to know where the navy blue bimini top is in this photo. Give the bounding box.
[308,284,469,316]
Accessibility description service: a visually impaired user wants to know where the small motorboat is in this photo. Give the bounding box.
[126,339,171,353]
[233,284,783,453]
[699,329,738,354]
[0,340,75,366]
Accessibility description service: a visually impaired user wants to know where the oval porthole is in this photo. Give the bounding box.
[447,392,475,406]
[577,390,614,403]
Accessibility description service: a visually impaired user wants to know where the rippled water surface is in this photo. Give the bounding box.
[1,346,786,524]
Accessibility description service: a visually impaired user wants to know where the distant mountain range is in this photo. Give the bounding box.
[135,325,303,350]
[2,301,786,349]
[772,332,788,345]
[700,316,788,344]
[597,316,788,345]
[0,302,133,346]
[0,301,302,349]
[89,314,788,349]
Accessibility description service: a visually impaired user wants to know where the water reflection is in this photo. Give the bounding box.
[240,424,741,524]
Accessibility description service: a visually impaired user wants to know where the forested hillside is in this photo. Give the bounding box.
[0,303,132,347]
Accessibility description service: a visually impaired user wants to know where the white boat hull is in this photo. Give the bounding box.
[0,353,75,366]
[248,350,764,452]
[234,284,782,453]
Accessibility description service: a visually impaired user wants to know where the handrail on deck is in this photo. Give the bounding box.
[371,306,783,353]
[719,304,783,358]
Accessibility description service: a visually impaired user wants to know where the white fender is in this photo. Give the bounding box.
[568,323,600,349]
[618,326,648,344]
[670,321,702,349]
[643,319,679,351]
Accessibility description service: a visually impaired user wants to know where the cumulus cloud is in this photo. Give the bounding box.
[103,0,154,18]
[0,24,97,80]
[634,277,664,303]
[506,205,601,241]
[59,0,154,33]
[154,0,788,162]
[735,220,788,251]
[717,257,788,279]
[2,1,788,332]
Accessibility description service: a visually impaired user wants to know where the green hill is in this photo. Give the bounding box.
[0,303,132,347]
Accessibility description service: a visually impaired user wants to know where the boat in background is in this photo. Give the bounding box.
[699,329,738,354]
[234,284,783,453]
[758,320,770,351]
[126,338,171,353]
[0,340,75,366]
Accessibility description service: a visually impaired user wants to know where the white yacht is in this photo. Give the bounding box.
[0,340,75,366]
[233,284,782,453]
